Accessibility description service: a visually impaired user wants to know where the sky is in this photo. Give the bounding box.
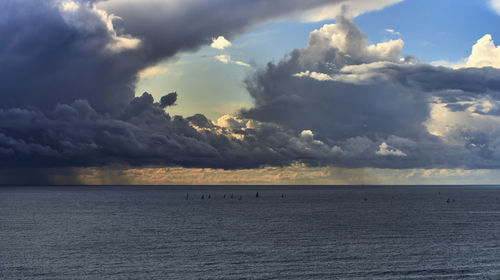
[2,0,500,185]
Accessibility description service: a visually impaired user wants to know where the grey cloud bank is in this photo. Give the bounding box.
[242,15,500,169]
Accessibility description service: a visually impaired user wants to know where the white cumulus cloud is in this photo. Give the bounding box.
[465,34,500,68]
[432,34,500,69]
[210,36,232,50]
[60,0,80,12]
[376,142,407,157]
[293,71,333,81]
[58,1,141,53]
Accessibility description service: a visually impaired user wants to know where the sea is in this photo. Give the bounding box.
[1,185,500,279]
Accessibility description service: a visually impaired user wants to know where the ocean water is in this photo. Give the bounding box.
[1,186,500,279]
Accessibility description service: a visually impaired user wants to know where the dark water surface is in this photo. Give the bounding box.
[2,185,500,279]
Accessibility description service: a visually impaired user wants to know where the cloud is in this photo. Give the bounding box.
[0,0,408,184]
[240,15,500,170]
[211,36,232,50]
[301,16,404,66]
[2,0,391,116]
[159,92,178,108]
[235,61,252,67]
[385,28,401,36]
[376,142,407,157]
[8,0,500,183]
[0,91,358,172]
[465,34,500,68]
[214,55,251,67]
[293,71,334,81]
[214,55,231,64]
[491,0,500,15]
[430,59,466,69]
[96,0,398,68]
[0,0,147,114]
[300,0,402,22]
[60,0,80,12]
[431,34,500,69]
[242,16,418,144]
[138,66,169,79]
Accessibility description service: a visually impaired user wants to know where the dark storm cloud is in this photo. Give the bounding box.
[336,63,500,95]
[0,0,354,115]
[159,92,177,108]
[97,0,359,62]
[0,0,144,114]
[241,16,427,141]
[0,1,379,172]
[326,62,500,117]
[240,16,500,169]
[3,0,500,184]
[0,92,350,170]
[2,0,386,183]
[243,71,432,141]
[0,91,479,172]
